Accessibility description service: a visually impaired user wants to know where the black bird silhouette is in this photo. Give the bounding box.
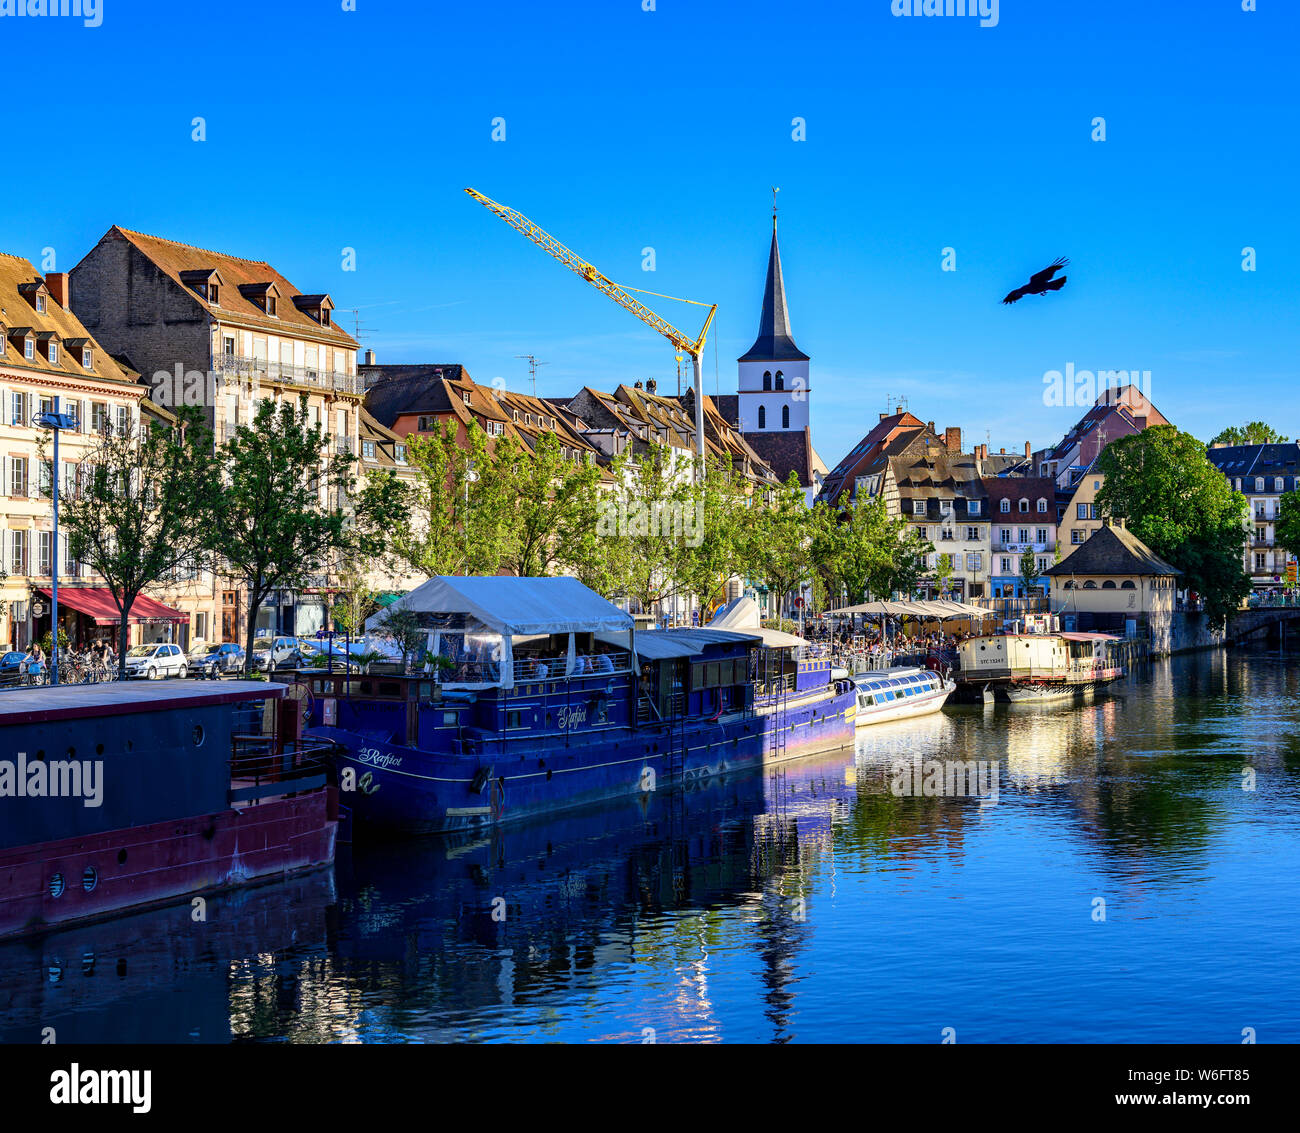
[1002,257,1069,304]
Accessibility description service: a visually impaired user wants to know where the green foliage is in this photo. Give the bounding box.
[813,494,934,604]
[1277,492,1300,563]
[934,553,954,594]
[373,605,426,673]
[1018,546,1040,592]
[1096,425,1250,624]
[51,405,220,676]
[211,397,398,673]
[1209,422,1287,447]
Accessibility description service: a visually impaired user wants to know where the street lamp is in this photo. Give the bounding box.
[34,395,77,686]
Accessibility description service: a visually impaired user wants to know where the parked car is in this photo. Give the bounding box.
[0,651,27,681]
[252,636,300,672]
[124,643,188,680]
[188,641,245,678]
[296,638,363,670]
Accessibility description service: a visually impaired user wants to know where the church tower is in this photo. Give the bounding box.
[737,214,809,436]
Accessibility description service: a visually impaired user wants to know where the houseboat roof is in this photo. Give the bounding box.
[0,680,282,728]
[366,575,634,637]
[596,627,761,660]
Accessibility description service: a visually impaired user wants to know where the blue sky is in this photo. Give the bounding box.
[2,0,1295,466]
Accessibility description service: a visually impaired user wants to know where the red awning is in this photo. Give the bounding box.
[36,588,188,626]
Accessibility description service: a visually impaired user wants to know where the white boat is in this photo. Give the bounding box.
[956,632,1125,703]
[852,666,955,726]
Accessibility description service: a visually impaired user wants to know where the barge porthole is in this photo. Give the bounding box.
[49,873,65,899]
[192,724,205,747]
[82,867,98,892]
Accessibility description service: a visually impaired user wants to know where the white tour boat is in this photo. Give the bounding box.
[851,666,955,726]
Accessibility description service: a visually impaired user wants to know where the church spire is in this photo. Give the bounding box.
[738,211,808,363]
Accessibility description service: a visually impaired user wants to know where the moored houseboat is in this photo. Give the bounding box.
[0,681,338,940]
[300,577,857,836]
[955,631,1125,703]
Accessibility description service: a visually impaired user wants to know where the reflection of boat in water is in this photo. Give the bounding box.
[955,632,1124,703]
[851,667,954,726]
[0,870,337,1043]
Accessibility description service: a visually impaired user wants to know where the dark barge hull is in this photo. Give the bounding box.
[0,790,336,940]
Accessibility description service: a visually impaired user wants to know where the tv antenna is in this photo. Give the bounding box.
[515,354,548,396]
[350,307,378,345]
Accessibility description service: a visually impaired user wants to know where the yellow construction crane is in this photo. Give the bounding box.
[465,187,716,466]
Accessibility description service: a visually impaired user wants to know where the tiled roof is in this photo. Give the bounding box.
[100,226,358,349]
[361,365,468,426]
[0,253,134,386]
[1044,524,1180,576]
[743,428,816,488]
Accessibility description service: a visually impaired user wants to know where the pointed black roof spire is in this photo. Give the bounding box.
[739,215,808,363]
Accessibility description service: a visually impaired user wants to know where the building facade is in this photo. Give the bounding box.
[982,477,1058,598]
[1207,442,1300,592]
[70,226,364,641]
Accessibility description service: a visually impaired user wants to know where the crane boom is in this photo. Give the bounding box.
[466,187,716,466]
[466,188,715,356]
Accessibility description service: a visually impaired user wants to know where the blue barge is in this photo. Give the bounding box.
[301,577,856,836]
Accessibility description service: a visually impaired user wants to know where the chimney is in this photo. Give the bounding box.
[646,379,657,394]
[633,380,643,390]
[895,404,904,415]
[926,421,935,434]
[45,272,70,308]
[1025,440,1032,460]
[363,349,375,365]
[880,412,889,421]
[999,447,1005,454]
[944,426,962,453]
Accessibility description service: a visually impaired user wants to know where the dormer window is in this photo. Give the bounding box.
[181,269,224,306]
[461,392,471,406]
[48,342,58,364]
[36,294,46,314]
[239,281,281,317]
[83,347,93,369]
[292,294,335,326]
[24,338,34,360]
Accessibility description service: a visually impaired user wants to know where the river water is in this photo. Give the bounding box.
[4,649,1299,1044]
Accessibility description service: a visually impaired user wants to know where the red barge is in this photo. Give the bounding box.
[0,681,337,940]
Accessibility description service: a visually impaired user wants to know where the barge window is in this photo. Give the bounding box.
[506,710,525,729]
[442,712,458,726]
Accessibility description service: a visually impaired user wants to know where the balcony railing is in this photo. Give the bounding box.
[215,353,363,396]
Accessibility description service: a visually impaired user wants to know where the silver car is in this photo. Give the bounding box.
[124,643,188,680]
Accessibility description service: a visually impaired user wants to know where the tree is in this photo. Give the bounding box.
[394,420,512,577]
[747,474,814,618]
[1277,492,1300,566]
[1209,422,1287,447]
[373,605,426,674]
[51,405,219,677]
[496,430,602,577]
[933,553,954,596]
[813,494,933,605]
[210,397,402,674]
[1096,425,1250,624]
[1018,547,1040,595]
[674,456,753,615]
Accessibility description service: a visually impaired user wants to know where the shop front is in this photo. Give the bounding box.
[32,587,188,651]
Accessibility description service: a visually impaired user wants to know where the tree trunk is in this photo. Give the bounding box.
[243,592,262,678]
[117,607,131,680]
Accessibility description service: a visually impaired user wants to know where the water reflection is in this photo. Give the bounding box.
[2,651,1299,1042]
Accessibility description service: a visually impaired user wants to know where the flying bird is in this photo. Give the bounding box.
[1002,257,1069,304]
